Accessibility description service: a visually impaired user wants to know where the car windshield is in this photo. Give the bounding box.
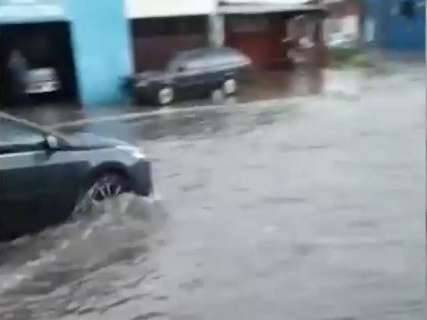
[0,118,46,151]
[167,53,189,72]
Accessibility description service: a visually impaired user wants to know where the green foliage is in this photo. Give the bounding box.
[330,48,374,69]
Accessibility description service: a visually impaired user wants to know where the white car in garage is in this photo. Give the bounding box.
[25,67,61,95]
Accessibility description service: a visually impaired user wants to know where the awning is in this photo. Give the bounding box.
[218,0,326,15]
[0,0,66,24]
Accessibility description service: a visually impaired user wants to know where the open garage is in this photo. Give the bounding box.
[0,22,78,107]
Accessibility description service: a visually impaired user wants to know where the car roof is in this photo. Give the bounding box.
[175,47,245,61]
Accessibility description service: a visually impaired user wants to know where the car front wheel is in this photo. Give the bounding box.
[222,78,238,96]
[156,86,174,106]
[73,173,130,216]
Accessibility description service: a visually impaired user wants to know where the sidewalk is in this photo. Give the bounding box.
[2,65,406,129]
[2,103,144,127]
[1,67,329,128]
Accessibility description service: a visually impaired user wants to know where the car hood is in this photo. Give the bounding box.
[65,132,129,149]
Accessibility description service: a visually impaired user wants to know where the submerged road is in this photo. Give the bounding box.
[0,66,425,320]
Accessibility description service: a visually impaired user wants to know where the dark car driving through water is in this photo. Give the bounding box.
[0,113,153,240]
[134,47,252,106]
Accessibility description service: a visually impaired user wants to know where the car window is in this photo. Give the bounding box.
[168,48,248,72]
[186,57,206,70]
[0,118,45,153]
[168,51,205,71]
[204,54,225,68]
[168,54,187,72]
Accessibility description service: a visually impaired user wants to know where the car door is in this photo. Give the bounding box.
[174,58,205,91]
[0,119,77,238]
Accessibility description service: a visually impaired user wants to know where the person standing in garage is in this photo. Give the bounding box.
[7,50,29,107]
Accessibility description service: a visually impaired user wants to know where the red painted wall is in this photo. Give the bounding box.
[225,15,287,69]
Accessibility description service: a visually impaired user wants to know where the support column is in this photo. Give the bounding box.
[66,0,133,107]
[208,14,225,48]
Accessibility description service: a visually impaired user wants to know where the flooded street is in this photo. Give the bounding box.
[0,66,425,320]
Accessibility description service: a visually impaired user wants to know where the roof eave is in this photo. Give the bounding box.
[218,3,326,15]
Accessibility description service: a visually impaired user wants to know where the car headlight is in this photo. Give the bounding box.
[136,80,149,87]
[117,146,146,159]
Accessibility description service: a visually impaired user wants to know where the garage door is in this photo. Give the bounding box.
[131,16,208,71]
[225,15,285,69]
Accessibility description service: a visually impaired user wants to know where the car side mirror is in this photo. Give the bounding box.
[45,135,59,150]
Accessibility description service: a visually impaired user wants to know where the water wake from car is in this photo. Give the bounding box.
[0,193,167,297]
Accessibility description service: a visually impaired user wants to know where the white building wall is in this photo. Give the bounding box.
[126,0,217,18]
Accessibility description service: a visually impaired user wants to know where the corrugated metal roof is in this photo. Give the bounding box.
[218,1,325,14]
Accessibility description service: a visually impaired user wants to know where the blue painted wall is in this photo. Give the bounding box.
[65,0,133,106]
[367,0,425,51]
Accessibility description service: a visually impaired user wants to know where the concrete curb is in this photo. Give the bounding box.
[48,96,309,130]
